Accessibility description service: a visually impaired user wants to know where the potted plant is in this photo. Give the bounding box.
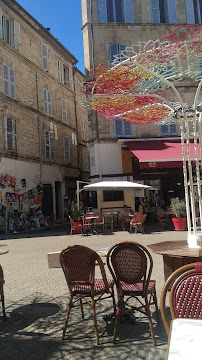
[170,197,187,231]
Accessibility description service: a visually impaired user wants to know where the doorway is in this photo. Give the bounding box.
[55,181,62,219]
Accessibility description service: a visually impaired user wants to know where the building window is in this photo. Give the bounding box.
[83,149,89,172]
[2,63,16,99]
[61,99,68,123]
[41,44,49,71]
[80,119,88,141]
[150,0,177,23]
[114,119,132,137]
[57,61,74,90]
[43,88,52,116]
[44,130,54,160]
[160,124,177,136]
[103,190,124,201]
[0,9,21,50]
[63,65,73,90]
[4,115,17,151]
[63,136,70,163]
[109,43,126,63]
[97,0,133,23]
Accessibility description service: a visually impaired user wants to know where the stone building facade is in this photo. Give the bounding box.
[0,0,89,231]
[81,0,201,211]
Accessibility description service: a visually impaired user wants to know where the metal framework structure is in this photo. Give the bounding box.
[82,25,202,247]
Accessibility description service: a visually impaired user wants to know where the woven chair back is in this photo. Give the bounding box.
[170,265,202,319]
[60,245,108,292]
[160,262,202,335]
[110,242,148,284]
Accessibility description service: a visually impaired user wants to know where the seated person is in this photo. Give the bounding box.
[118,205,133,231]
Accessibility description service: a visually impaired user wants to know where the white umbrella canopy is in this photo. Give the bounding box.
[83,181,150,191]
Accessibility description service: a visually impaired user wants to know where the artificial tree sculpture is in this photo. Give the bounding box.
[82,25,202,247]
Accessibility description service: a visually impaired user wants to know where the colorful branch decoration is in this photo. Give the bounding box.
[81,25,202,124]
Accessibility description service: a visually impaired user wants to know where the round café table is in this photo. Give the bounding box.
[147,240,202,282]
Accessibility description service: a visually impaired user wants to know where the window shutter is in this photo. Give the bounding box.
[45,130,50,158]
[13,118,17,151]
[109,43,119,63]
[50,131,54,160]
[97,0,107,22]
[185,0,195,23]
[167,0,177,23]
[41,44,49,71]
[68,67,74,90]
[61,99,67,123]
[57,61,63,81]
[9,67,16,99]
[43,88,48,114]
[123,0,133,22]
[160,124,169,135]
[150,0,160,23]
[80,119,87,140]
[114,119,123,136]
[47,90,52,116]
[64,136,70,163]
[2,63,9,96]
[4,115,16,151]
[13,20,21,50]
[83,149,89,172]
[0,8,2,39]
[124,121,132,136]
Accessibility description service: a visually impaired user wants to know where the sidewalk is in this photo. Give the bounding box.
[0,229,188,359]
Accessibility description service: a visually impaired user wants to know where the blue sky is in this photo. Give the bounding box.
[17,0,85,73]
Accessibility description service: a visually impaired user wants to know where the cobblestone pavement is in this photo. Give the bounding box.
[0,227,188,360]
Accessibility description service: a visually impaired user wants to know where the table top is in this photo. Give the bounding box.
[147,240,202,257]
[0,249,9,255]
[166,319,202,359]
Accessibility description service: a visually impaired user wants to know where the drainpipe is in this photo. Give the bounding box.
[35,73,42,184]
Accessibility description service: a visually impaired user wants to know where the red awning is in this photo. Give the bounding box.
[126,141,200,169]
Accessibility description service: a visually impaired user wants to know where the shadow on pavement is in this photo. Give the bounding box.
[0,292,167,360]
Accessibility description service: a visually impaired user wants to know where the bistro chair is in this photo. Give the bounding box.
[93,213,105,234]
[60,245,116,345]
[68,216,83,235]
[160,262,202,335]
[107,241,159,345]
[129,212,146,234]
[0,265,6,320]
[82,213,94,235]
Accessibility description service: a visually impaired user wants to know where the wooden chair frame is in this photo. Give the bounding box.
[160,262,202,335]
[107,241,159,345]
[0,265,6,320]
[60,245,116,345]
